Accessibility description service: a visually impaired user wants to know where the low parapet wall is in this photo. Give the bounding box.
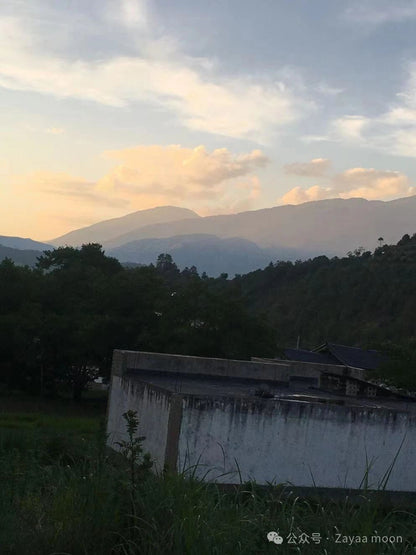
[112,350,291,383]
[252,356,367,381]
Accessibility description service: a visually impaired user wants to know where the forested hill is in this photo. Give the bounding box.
[234,233,416,349]
[1,234,415,398]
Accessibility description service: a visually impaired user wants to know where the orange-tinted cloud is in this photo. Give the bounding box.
[280,185,333,204]
[284,158,331,177]
[334,168,415,200]
[279,167,415,205]
[7,145,268,238]
[99,144,268,193]
[95,145,267,214]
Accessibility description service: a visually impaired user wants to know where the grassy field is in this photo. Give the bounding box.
[0,394,415,554]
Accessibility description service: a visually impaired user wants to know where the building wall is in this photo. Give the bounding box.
[106,375,172,472]
[121,350,291,383]
[177,397,416,491]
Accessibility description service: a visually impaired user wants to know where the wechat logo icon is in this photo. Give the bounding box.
[267,531,284,545]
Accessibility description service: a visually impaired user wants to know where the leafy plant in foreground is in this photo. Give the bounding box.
[116,410,153,491]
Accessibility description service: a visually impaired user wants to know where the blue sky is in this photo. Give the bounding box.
[0,0,415,239]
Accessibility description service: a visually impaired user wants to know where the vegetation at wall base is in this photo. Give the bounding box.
[0,404,415,554]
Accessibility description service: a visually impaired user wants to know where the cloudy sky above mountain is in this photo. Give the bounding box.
[0,0,415,239]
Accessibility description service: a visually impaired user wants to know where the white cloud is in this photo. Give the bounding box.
[315,83,344,96]
[284,158,331,177]
[332,116,369,141]
[302,116,370,145]
[327,64,416,157]
[119,0,148,29]
[0,9,305,141]
[279,167,415,205]
[45,127,65,135]
[344,1,416,25]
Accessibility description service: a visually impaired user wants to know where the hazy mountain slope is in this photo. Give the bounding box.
[0,244,44,266]
[105,196,416,255]
[108,234,309,276]
[0,236,52,251]
[50,206,200,247]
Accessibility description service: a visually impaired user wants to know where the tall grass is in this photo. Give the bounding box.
[0,412,414,554]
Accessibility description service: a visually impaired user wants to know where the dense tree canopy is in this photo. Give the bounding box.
[235,233,416,350]
[1,234,415,396]
[0,245,274,398]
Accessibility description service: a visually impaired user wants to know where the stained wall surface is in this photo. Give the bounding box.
[106,374,172,472]
[107,350,416,491]
[177,397,416,491]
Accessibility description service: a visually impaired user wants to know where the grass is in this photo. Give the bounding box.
[0,397,415,554]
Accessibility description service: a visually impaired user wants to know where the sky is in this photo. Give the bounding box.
[1,0,416,240]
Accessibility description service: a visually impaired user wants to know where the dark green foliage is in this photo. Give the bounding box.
[236,233,416,350]
[116,410,153,490]
[373,340,416,391]
[1,234,415,395]
[0,244,275,397]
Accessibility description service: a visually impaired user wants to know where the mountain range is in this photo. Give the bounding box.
[0,235,52,251]
[51,206,199,247]
[1,196,415,275]
[108,234,309,276]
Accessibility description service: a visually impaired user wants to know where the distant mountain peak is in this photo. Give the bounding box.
[50,206,200,247]
[0,235,53,251]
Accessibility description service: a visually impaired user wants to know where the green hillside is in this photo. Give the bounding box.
[235,233,416,349]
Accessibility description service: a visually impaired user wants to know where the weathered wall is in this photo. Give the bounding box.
[177,397,416,491]
[115,349,291,383]
[106,375,173,472]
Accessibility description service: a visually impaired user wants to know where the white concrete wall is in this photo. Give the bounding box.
[177,397,416,491]
[106,375,172,472]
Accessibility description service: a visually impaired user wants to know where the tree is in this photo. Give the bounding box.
[375,341,416,392]
[36,244,123,399]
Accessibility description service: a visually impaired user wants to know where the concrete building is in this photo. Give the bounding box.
[106,350,416,492]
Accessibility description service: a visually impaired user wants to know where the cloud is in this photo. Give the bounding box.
[280,185,333,205]
[344,1,416,25]
[45,127,65,135]
[7,170,130,239]
[279,167,415,205]
[101,144,268,187]
[315,83,344,96]
[9,144,268,236]
[119,0,148,29]
[0,9,306,141]
[328,65,416,157]
[284,158,331,177]
[333,168,415,200]
[14,171,129,208]
[97,145,268,211]
[332,116,369,141]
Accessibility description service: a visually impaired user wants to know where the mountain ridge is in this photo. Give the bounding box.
[102,196,416,253]
[108,233,311,276]
[0,235,53,251]
[50,206,199,246]
[3,196,416,275]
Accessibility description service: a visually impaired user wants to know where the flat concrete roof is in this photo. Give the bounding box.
[125,370,416,414]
